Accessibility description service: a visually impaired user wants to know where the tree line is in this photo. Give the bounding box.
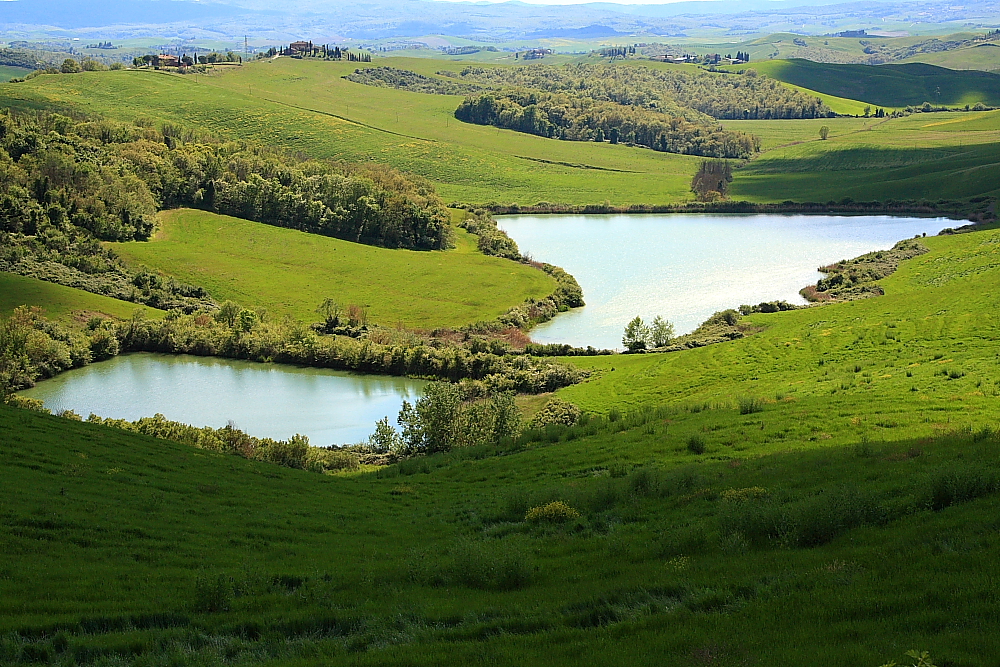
[455,90,760,159]
[450,63,832,121]
[0,110,451,247]
[346,63,834,159]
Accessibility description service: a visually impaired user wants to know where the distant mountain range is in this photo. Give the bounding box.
[1,0,998,42]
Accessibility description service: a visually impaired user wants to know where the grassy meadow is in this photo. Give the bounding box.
[4,56,999,209]
[747,59,1000,108]
[727,109,1000,202]
[109,209,556,329]
[6,224,1000,665]
[902,43,1000,73]
[0,60,703,206]
[0,272,164,322]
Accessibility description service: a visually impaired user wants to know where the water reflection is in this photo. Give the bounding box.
[21,353,426,446]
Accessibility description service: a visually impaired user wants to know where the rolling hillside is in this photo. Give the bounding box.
[6,219,1000,665]
[111,209,556,329]
[748,59,1000,108]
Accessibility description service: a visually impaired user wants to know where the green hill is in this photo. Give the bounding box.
[111,209,556,329]
[0,272,164,322]
[901,43,1000,73]
[726,109,1000,203]
[6,223,1000,665]
[748,59,1000,108]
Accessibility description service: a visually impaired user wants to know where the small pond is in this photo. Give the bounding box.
[499,213,951,350]
[21,353,426,446]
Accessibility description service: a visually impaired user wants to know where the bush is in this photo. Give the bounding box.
[927,465,999,511]
[738,396,764,415]
[526,501,581,523]
[528,397,581,428]
[193,574,232,612]
[4,394,48,412]
[687,435,706,455]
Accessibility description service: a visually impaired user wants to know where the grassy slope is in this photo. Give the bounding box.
[0,65,31,82]
[6,225,1000,665]
[0,271,163,321]
[748,58,1000,108]
[2,59,996,208]
[900,43,1000,73]
[560,225,1000,433]
[0,61,702,206]
[111,209,555,329]
[727,109,1000,202]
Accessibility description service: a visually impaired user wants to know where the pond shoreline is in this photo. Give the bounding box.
[477,199,989,226]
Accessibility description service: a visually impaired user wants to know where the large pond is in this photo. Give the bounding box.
[500,213,951,350]
[20,353,426,446]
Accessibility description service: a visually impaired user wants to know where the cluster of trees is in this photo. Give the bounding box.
[622,315,675,352]
[456,209,584,329]
[456,90,760,158]
[266,44,371,62]
[349,63,833,158]
[690,160,734,201]
[366,383,521,456]
[0,110,451,251]
[452,64,832,121]
[597,46,637,59]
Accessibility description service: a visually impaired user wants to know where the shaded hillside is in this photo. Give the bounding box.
[748,59,1000,108]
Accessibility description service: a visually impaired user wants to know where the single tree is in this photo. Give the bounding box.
[623,316,651,352]
[819,125,830,140]
[650,316,675,348]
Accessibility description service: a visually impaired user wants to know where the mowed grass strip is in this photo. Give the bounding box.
[0,271,164,322]
[111,209,556,329]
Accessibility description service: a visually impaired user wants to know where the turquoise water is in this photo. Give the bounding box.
[500,213,951,350]
[21,353,426,446]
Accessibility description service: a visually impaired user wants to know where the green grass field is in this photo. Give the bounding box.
[5,57,997,209]
[0,65,31,82]
[747,59,1000,108]
[901,43,1000,73]
[0,61,703,206]
[0,272,163,322]
[727,109,1000,202]
[6,223,1000,665]
[110,209,556,329]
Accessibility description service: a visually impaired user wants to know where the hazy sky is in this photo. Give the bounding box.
[431,0,718,5]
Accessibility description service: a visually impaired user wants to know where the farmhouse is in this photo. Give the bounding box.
[157,54,180,67]
[289,41,312,53]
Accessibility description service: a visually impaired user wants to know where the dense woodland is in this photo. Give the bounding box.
[0,111,451,248]
[0,110,452,307]
[349,63,829,158]
[450,64,832,121]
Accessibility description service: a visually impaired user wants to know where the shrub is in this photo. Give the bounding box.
[687,435,706,455]
[737,396,764,415]
[193,574,232,612]
[526,501,581,523]
[4,394,48,412]
[721,487,768,502]
[528,397,581,428]
[927,465,999,511]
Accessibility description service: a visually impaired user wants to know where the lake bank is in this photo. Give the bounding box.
[20,353,427,446]
[501,213,951,350]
